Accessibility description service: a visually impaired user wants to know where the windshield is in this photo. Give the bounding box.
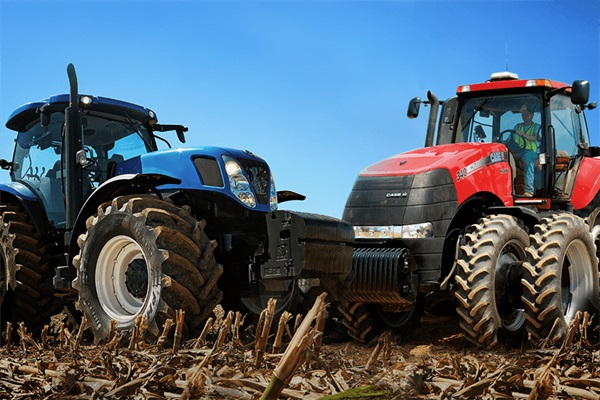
[456,94,542,146]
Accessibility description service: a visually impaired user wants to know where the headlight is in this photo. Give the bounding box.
[269,174,278,211]
[222,155,256,208]
[354,222,434,239]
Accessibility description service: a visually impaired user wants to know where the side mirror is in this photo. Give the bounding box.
[40,111,51,127]
[0,159,13,170]
[407,97,421,119]
[176,128,186,144]
[571,80,590,105]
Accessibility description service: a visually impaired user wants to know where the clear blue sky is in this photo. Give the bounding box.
[1,1,599,218]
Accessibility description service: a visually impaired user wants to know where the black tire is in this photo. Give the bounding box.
[0,203,56,332]
[73,195,223,341]
[521,213,599,342]
[455,215,529,348]
[337,301,379,344]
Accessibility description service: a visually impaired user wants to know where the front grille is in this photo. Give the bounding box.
[343,169,458,236]
[237,158,269,204]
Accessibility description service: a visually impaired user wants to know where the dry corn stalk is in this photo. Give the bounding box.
[41,325,49,349]
[173,310,185,353]
[216,310,234,349]
[528,312,584,400]
[233,311,243,341]
[273,311,292,354]
[261,292,327,400]
[157,318,174,349]
[313,304,328,356]
[72,316,87,352]
[195,317,213,349]
[255,299,276,368]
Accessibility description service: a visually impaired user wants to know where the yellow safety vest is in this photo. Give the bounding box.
[514,123,539,152]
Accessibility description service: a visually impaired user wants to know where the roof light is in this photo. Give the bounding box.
[490,71,519,81]
[80,96,93,105]
[526,79,552,88]
[458,85,470,93]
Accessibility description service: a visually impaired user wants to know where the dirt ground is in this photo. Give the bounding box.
[0,307,598,400]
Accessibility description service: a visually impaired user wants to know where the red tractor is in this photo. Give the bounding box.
[341,72,600,347]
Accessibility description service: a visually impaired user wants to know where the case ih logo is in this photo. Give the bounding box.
[456,151,508,181]
[386,192,408,198]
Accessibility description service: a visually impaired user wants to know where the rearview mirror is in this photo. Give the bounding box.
[407,97,421,119]
[571,80,590,105]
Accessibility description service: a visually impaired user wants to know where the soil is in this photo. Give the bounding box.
[0,306,598,399]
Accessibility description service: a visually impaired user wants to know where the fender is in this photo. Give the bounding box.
[0,182,50,236]
[67,173,181,265]
[487,205,541,231]
[571,157,600,210]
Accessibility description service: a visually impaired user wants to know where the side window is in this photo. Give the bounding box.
[13,116,63,183]
[551,95,580,156]
[12,113,66,226]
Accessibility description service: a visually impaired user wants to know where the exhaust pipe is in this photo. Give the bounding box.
[424,91,439,147]
[64,64,84,234]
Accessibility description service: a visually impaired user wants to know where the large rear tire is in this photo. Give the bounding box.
[521,213,599,342]
[0,203,57,332]
[455,215,528,348]
[73,195,223,341]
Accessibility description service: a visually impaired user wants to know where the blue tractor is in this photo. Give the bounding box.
[0,64,353,340]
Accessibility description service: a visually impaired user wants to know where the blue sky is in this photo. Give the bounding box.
[1,0,599,218]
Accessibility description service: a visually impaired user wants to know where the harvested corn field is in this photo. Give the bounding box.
[0,293,599,400]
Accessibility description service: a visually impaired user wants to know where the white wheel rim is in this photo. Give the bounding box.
[96,235,147,322]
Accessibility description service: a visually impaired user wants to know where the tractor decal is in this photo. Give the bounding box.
[456,151,508,182]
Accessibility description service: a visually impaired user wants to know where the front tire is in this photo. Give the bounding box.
[521,213,599,343]
[73,195,223,341]
[455,215,529,348]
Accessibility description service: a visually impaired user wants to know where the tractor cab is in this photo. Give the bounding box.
[3,95,180,228]
[414,73,597,203]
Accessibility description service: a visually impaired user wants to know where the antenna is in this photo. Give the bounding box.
[505,43,509,71]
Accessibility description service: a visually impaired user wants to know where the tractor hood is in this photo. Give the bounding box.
[360,142,510,179]
[116,146,275,212]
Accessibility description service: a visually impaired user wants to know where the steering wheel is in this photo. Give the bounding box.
[497,129,517,143]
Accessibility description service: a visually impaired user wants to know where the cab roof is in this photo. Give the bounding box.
[457,72,570,95]
[6,94,156,132]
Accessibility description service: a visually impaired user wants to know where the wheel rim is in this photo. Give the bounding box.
[96,235,148,322]
[495,241,526,332]
[561,239,593,322]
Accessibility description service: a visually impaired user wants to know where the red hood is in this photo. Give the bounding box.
[360,142,510,177]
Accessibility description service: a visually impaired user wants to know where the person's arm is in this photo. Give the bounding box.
[517,127,538,142]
